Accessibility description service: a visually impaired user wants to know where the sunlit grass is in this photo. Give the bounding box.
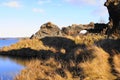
[1,39,49,51]
[67,34,106,45]
[15,46,118,80]
[0,34,120,80]
[113,54,120,77]
[79,46,116,80]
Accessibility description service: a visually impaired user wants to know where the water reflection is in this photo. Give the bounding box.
[0,38,29,80]
[0,56,29,80]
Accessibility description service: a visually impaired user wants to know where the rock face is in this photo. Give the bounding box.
[88,23,107,34]
[61,24,84,36]
[61,22,95,36]
[31,22,108,39]
[104,0,120,38]
[30,22,62,39]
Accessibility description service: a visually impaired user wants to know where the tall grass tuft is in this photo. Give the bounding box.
[79,46,116,80]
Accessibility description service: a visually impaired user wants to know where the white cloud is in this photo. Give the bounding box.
[65,0,96,5]
[38,0,51,5]
[32,8,44,13]
[64,0,106,6]
[2,1,21,8]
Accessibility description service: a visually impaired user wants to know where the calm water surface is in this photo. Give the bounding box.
[0,39,25,80]
[0,38,19,48]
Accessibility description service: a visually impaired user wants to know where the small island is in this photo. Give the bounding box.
[0,0,120,80]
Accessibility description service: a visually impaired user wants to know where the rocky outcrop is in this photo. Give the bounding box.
[61,22,95,36]
[61,23,107,36]
[30,22,62,39]
[31,22,108,39]
[104,0,120,38]
[88,23,107,34]
[61,24,84,36]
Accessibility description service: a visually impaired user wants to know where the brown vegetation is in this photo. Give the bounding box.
[0,34,120,80]
[14,46,118,80]
[1,39,48,51]
[113,54,120,78]
[1,0,120,79]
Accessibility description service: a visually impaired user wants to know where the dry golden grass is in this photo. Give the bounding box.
[1,34,105,52]
[15,46,118,80]
[79,46,116,80]
[113,54,120,78]
[15,58,78,80]
[67,34,106,45]
[1,39,48,51]
[1,35,120,80]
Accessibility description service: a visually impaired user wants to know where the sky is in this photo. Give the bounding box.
[0,0,109,37]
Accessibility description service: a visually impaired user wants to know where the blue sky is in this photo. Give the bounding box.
[0,0,109,37]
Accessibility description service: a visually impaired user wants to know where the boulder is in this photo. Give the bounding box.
[30,22,62,39]
[104,0,120,38]
[61,24,83,36]
[88,23,107,34]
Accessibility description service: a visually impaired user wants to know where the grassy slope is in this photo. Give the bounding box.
[0,35,120,80]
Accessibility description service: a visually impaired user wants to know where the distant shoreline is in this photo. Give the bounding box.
[0,37,29,40]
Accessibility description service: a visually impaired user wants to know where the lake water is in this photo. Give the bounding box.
[0,38,19,48]
[0,39,25,80]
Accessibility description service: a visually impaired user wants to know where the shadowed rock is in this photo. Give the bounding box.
[105,0,120,38]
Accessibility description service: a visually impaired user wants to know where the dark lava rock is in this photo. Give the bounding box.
[30,22,108,39]
[61,24,84,36]
[61,22,96,36]
[30,22,62,39]
[88,23,108,34]
[105,0,120,38]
